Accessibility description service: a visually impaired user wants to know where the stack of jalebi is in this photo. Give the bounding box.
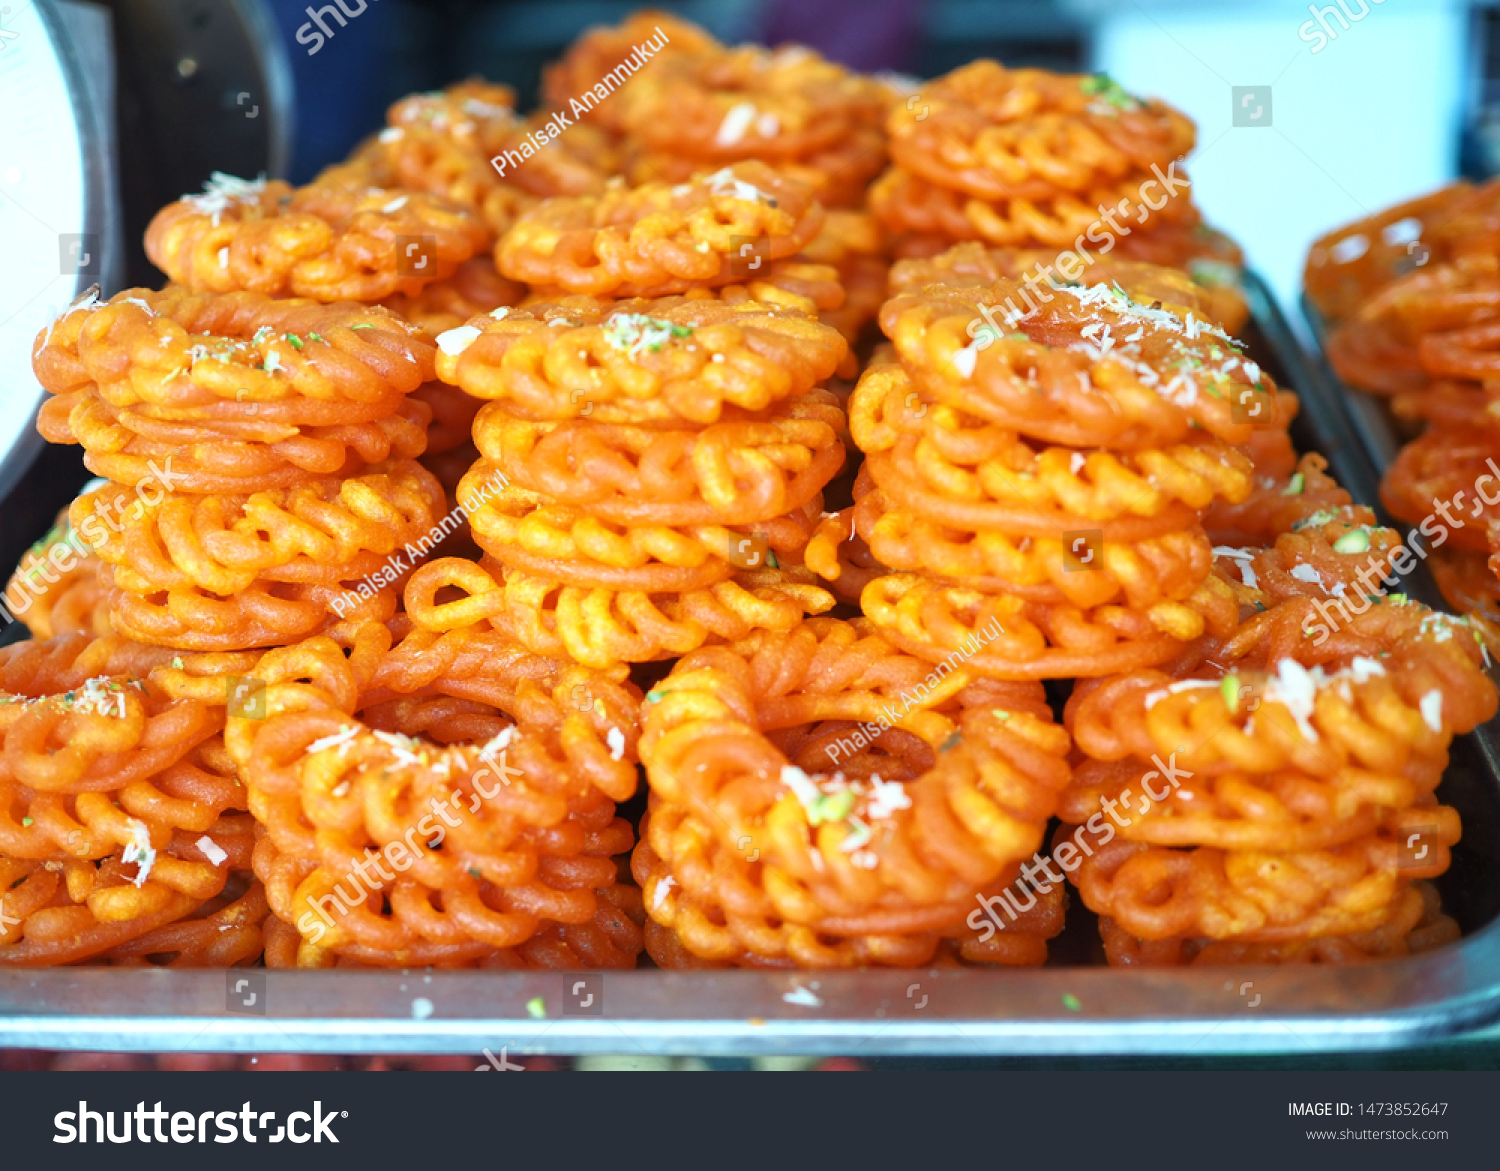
[1056,496,1496,965]
[498,161,883,364]
[342,79,624,245]
[810,270,1268,680]
[871,61,1238,270]
[235,621,644,968]
[0,632,268,966]
[613,39,893,210]
[3,503,111,641]
[1306,179,1500,622]
[418,225,852,667]
[32,286,446,650]
[632,617,1071,967]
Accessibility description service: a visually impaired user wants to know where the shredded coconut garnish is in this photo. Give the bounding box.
[652,875,676,910]
[479,725,516,760]
[782,984,823,1007]
[378,127,404,143]
[122,820,156,888]
[1070,453,1086,475]
[196,836,228,866]
[606,727,626,761]
[381,195,409,213]
[306,725,360,755]
[1420,690,1444,733]
[373,729,425,766]
[603,313,693,359]
[706,166,776,205]
[715,102,758,146]
[1145,678,1221,709]
[185,172,267,225]
[1290,563,1323,586]
[951,341,980,379]
[1350,656,1386,684]
[488,305,511,319]
[865,774,912,820]
[436,325,482,356]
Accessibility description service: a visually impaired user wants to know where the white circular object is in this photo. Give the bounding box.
[0,1,104,500]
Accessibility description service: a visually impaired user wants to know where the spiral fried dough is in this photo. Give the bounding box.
[1381,426,1499,554]
[51,391,432,493]
[543,10,718,134]
[1432,546,1500,622]
[103,565,400,652]
[0,852,223,966]
[145,171,488,300]
[851,358,1253,520]
[4,519,112,640]
[870,166,1195,252]
[882,279,1276,450]
[242,645,639,964]
[1304,182,1478,323]
[887,63,1194,203]
[99,872,268,967]
[889,242,1248,336]
[1072,830,1450,946]
[34,287,434,419]
[473,388,845,526]
[1097,879,1457,965]
[863,571,1236,679]
[495,163,825,297]
[618,43,889,164]
[379,257,525,342]
[433,297,847,425]
[404,557,834,667]
[1320,261,1500,394]
[463,465,829,589]
[75,460,446,596]
[632,619,1072,965]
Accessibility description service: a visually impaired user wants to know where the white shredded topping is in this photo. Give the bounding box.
[196,835,228,866]
[1330,234,1369,264]
[488,305,510,319]
[951,341,980,379]
[782,985,823,1007]
[306,725,360,755]
[436,325,482,355]
[1070,452,1086,475]
[381,195,409,213]
[217,247,230,268]
[479,725,516,759]
[373,729,425,766]
[1420,690,1444,733]
[780,764,823,816]
[652,875,676,910]
[185,172,267,225]
[865,774,912,820]
[1290,563,1323,585]
[378,127,404,143]
[1144,679,1221,709]
[1350,656,1386,683]
[706,166,774,205]
[121,821,156,888]
[715,102,758,146]
[606,727,626,762]
[1264,659,1319,741]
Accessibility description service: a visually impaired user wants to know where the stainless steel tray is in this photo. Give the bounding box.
[4,272,1500,1057]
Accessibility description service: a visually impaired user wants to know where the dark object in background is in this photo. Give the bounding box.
[101,0,294,288]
